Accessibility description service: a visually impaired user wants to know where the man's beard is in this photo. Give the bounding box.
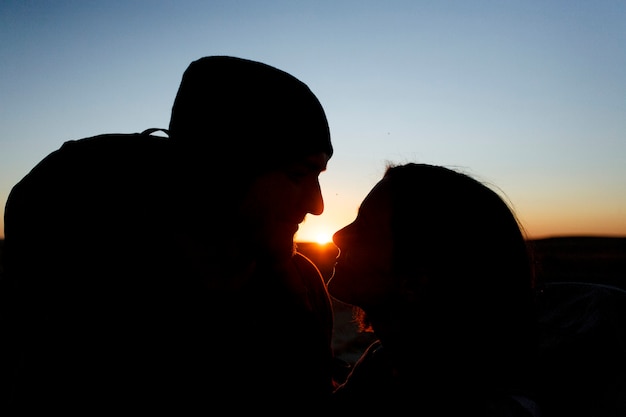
[258,231,297,263]
[243,220,297,264]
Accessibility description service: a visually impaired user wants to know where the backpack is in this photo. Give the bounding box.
[0,128,191,413]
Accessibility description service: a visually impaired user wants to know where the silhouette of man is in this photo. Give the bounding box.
[1,56,335,414]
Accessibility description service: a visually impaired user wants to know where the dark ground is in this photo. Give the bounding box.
[1,237,624,364]
[528,236,626,289]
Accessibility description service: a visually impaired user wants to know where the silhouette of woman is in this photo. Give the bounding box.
[329,163,540,416]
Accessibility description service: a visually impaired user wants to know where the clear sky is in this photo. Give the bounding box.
[1,0,625,243]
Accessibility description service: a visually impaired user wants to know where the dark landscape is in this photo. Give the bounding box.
[1,236,625,365]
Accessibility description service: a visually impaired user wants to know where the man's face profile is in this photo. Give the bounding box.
[239,152,330,261]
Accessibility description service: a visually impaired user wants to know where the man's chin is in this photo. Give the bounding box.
[275,240,297,261]
[258,236,296,263]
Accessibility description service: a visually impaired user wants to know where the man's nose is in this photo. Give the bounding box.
[306,180,324,215]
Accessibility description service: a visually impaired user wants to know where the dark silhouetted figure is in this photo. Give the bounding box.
[533,281,626,417]
[1,56,336,414]
[328,163,540,416]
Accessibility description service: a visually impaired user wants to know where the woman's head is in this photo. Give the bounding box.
[329,163,536,355]
[385,163,534,294]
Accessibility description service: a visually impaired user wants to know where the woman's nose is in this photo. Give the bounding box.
[332,224,351,248]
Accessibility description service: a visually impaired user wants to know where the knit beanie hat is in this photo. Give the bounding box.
[168,56,333,168]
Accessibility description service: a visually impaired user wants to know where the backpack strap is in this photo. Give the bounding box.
[141,128,170,137]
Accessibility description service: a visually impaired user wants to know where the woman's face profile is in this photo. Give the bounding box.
[328,178,395,308]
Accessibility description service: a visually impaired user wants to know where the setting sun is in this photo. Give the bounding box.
[314,232,333,245]
[296,216,342,244]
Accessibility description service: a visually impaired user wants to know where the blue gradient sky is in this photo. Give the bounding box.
[1,0,625,242]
